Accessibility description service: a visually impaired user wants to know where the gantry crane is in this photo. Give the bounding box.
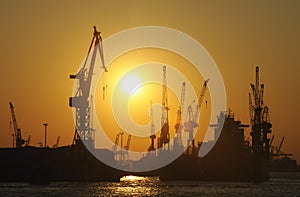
[249,66,272,158]
[69,26,107,148]
[9,102,25,148]
[158,66,170,151]
[148,100,156,153]
[174,82,186,149]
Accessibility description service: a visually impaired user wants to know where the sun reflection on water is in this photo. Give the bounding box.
[111,176,160,196]
[120,175,145,182]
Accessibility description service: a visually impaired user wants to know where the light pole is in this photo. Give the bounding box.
[43,123,48,148]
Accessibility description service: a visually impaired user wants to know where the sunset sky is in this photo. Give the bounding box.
[0,1,299,162]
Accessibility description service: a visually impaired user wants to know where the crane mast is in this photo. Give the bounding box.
[158,66,170,150]
[69,26,107,148]
[194,79,209,122]
[9,102,25,148]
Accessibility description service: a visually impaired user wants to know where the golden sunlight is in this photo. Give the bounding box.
[120,74,142,95]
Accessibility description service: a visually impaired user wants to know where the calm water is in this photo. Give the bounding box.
[0,172,299,196]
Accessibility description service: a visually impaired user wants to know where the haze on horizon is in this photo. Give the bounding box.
[0,0,299,162]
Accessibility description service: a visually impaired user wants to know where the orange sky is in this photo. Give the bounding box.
[0,0,299,162]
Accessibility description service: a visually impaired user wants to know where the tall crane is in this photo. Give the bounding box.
[249,66,272,159]
[9,102,25,148]
[69,26,107,148]
[148,100,156,153]
[184,79,209,150]
[174,82,186,149]
[158,66,170,151]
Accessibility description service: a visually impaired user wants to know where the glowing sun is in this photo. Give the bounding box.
[120,74,142,95]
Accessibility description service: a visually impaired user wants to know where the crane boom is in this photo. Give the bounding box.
[277,136,285,154]
[269,135,274,146]
[194,79,209,122]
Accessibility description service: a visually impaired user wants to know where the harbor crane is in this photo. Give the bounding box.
[9,102,25,148]
[148,100,156,153]
[69,26,107,148]
[173,82,186,149]
[249,66,272,157]
[158,66,170,151]
[184,79,209,149]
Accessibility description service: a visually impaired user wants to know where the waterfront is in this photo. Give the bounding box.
[0,172,299,196]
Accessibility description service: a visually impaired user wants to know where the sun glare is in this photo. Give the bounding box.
[120,74,142,95]
[120,175,145,182]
